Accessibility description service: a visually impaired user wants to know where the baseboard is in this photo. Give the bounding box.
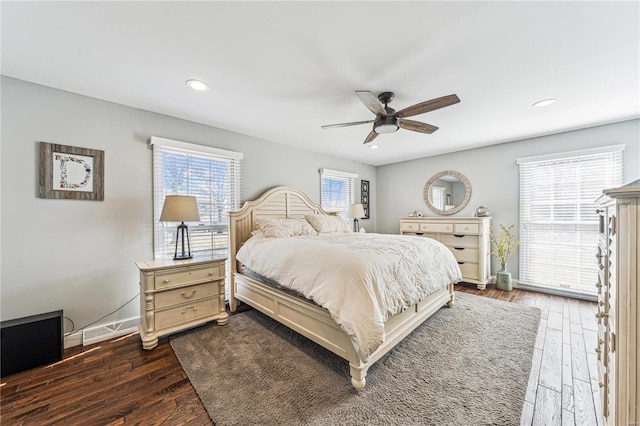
[64,332,83,349]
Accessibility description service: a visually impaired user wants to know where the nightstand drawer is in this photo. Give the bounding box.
[154,281,220,310]
[448,247,479,263]
[440,234,480,248]
[155,264,224,289]
[420,222,453,233]
[155,297,219,330]
[458,262,480,280]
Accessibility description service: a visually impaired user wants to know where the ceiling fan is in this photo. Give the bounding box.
[322,91,460,144]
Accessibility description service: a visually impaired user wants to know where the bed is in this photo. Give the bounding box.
[229,186,459,390]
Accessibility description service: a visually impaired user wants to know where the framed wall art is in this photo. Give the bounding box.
[361,179,370,219]
[39,142,104,201]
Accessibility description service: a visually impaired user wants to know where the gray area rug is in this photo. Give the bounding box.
[171,292,540,425]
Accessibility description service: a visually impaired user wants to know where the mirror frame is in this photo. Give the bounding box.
[423,170,472,216]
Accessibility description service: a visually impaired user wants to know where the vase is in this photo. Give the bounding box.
[496,266,513,291]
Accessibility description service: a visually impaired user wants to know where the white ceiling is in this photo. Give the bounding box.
[2,1,638,166]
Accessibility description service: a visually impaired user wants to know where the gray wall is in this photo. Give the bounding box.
[377,119,640,280]
[0,77,376,342]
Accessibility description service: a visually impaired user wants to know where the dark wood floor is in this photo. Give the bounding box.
[1,284,599,425]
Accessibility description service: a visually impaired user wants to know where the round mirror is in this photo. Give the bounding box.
[423,170,471,215]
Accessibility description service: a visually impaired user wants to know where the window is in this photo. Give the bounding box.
[319,168,358,219]
[518,145,623,297]
[150,137,242,260]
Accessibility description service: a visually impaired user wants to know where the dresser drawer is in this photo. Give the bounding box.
[155,297,219,330]
[154,281,220,310]
[440,234,480,249]
[458,262,480,280]
[420,222,453,233]
[154,264,224,289]
[454,223,480,234]
[401,222,421,232]
[448,247,479,263]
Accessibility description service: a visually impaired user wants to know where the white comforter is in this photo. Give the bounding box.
[236,232,461,362]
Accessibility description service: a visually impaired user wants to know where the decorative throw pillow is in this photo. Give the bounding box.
[304,214,350,233]
[256,218,317,238]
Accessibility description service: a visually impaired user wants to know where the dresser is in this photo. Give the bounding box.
[399,217,491,289]
[595,182,639,426]
[136,255,229,350]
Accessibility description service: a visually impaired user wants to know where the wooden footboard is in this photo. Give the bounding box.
[234,271,454,390]
[229,186,456,390]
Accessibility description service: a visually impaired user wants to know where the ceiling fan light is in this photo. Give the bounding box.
[369,144,379,149]
[186,79,209,91]
[374,116,399,134]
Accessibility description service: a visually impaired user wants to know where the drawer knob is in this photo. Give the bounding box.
[595,312,609,319]
[182,306,197,314]
[208,272,216,276]
[163,279,170,283]
[595,253,603,259]
[599,382,605,389]
[453,247,465,251]
[181,290,197,299]
[595,283,602,288]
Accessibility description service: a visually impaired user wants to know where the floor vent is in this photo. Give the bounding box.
[82,317,139,346]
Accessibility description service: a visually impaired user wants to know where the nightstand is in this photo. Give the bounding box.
[136,255,229,350]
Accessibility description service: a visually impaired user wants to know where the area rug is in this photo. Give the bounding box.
[170,292,540,425]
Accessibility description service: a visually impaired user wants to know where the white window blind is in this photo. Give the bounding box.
[150,137,242,260]
[320,168,358,219]
[518,145,623,296]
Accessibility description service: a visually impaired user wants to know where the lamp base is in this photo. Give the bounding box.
[173,222,193,260]
[173,254,193,260]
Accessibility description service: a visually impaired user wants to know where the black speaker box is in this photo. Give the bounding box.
[1,310,64,377]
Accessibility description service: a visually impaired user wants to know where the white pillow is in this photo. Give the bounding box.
[255,218,317,238]
[304,214,350,233]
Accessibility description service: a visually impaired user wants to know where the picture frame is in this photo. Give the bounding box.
[361,179,370,219]
[39,142,104,201]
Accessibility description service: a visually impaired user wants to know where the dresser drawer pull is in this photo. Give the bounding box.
[208,271,217,276]
[457,261,465,265]
[182,306,197,314]
[599,382,605,389]
[595,312,609,319]
[163,279,171,283]
[453,247,465,250]
[595,282,602,288]
[595,253,603,259]
[181,290,197,299]
[453,234,465,238]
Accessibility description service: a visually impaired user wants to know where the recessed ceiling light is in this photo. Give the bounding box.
[369,144,379,149]
[186,79,209,91]
[532,98,557,108]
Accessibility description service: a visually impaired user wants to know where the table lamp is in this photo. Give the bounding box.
[348,203,365,232]
[160,195,200,260]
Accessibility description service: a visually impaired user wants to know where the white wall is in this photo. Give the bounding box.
[376,119,640,280]
[0,77,376,343]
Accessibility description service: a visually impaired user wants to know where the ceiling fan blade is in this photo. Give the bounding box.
[399,119,439,134]
[321,119,374,130]
[363,131,378,144]
[356,91,387,116]
[396,94,460,118]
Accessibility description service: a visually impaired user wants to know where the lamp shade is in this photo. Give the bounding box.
[348,203,365,219]
[160,195,200,222]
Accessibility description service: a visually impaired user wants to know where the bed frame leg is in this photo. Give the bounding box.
[349,363,367,391]
[446,283,455,308]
